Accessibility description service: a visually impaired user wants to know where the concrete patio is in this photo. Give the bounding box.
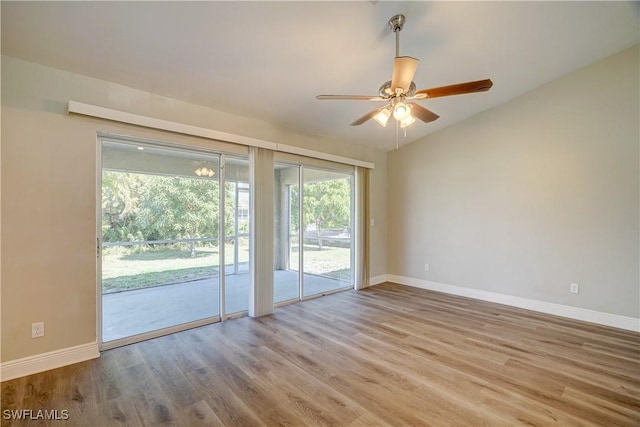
[102,269,350,342]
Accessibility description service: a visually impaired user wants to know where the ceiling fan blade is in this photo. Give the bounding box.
[316,95,387,101]
[409,103,440,123]
[350,108,381,126]
[415,79,493,98]
[391,56,419,94]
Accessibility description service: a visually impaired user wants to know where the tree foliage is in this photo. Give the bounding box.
[102,172,238,246]
[304,179,351,231]
[102,171,350,253]
[135,175,219,240]
[290,178,351,232]
[102,172,144,242]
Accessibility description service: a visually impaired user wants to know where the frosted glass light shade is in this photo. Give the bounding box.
[393,101,410,120]
[373,108,391,127]
[400,114,415,128]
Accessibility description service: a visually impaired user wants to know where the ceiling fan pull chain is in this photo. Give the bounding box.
[395,120,399,150]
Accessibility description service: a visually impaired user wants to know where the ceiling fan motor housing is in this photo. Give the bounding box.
[379,80,416,98]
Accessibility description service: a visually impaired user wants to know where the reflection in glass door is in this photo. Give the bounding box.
[100,140,221,345]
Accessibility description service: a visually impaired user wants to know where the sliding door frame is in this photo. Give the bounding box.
[300,165,355,301]
[220,153,252,321]
[273,161,301,307]
[219,154,226,321]
[274,160,356,308]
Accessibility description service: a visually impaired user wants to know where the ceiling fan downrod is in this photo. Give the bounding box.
[388,14,405,57]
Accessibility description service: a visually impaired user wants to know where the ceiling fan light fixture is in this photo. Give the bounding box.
[393,101,410,121]
[400,114,415,128]
[373,107,391,127]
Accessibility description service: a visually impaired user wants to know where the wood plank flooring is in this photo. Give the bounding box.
[2,282,639,426]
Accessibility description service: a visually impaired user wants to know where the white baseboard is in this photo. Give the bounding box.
[369,274,388,287]
[0,342,100,382]
[386,275,640,333]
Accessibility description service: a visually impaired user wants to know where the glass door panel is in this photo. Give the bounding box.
[101,140,220,344]
[274,164,301,303]
[224,157,250,314]
[302,168,353,297]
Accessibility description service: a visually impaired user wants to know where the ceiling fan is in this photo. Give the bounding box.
[316,14,493,128]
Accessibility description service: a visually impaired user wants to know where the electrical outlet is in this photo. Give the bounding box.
[32,322,44,338]
[570,283,579,294]
[424,263,429,272]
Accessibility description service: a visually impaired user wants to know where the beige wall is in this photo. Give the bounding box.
[1,56,387,362]
[388,46,639,318]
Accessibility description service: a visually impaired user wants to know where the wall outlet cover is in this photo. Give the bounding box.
[32,322,45,338]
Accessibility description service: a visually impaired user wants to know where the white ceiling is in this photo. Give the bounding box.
[2,1,639,151]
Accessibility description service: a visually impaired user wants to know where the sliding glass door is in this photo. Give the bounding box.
[274,162,354,305]
[100,139,251,348]
[100,137,356,345]
[302,168,354,296]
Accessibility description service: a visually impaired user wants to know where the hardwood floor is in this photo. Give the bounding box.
[2,282,639,426]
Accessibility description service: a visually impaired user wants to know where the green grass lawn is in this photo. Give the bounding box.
[290,245,352,282]
[102,243,350,293]
[102,266,219,293]
[102,244,247,293]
